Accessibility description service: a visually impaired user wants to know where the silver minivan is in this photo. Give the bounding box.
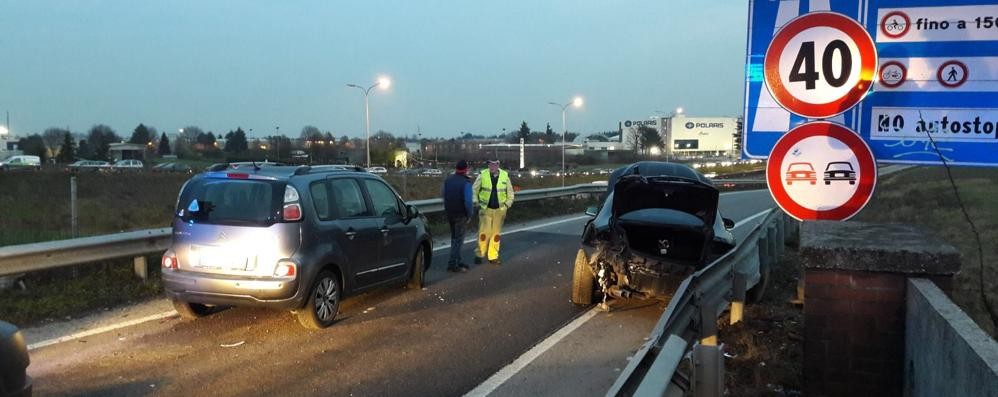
[162,164,432,329]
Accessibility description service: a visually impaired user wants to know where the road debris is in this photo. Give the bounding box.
[220,341,245,348]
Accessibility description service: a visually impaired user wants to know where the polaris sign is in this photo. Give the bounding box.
[686,121,726,129]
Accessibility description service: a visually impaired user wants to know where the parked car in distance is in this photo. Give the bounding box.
[785,162,816,185]
[823,161,856,185]
[67,160,110,172]
[155,162,194,174]
[0,155,41,171]
[162,164,433,329]
[420,168,443,176]
[366,166,388,174]
[112,159,144,171]
[0,320,32,397]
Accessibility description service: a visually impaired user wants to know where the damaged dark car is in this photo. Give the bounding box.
[572,162,736,305]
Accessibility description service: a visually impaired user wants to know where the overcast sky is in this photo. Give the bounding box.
[0,1,747,139]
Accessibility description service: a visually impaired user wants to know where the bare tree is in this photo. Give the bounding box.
[43,127,69,152]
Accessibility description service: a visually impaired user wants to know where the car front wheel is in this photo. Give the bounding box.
[571,249,596,305]
[295,270,341,329]
[407,246,426,289]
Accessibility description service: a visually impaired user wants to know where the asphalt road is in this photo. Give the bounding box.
[27,189,774,397]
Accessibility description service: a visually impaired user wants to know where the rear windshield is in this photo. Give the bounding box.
[176,178,284,226]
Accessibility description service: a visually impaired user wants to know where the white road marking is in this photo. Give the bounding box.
[462,206,775,395]
[463,307,601,397]
[734,208,774,229]
[27,311,178,351]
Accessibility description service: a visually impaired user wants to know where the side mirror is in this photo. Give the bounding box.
[406,204,419,220]
[723,217,735,230]
[585,206,598,217]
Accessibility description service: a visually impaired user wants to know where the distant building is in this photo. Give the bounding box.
[612,115,741,158]
[109,142,149,161]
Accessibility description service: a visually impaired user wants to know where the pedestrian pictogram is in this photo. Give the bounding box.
[766,121,877,221]
[937,60,968,88]
[880,11,910,39]
[764,12,878,118]
[878,61,906,88]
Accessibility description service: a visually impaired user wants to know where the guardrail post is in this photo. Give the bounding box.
[692,343,725,397]
[758,233,771,274]
[133,256,148,280]
[774,219,786,258]
[783,212,800,247]
[730,272,747,325]
[699,298,718,346]
[767,225,779,264]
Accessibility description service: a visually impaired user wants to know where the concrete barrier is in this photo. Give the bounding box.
[799,221,962,396]
[905,278,998,397]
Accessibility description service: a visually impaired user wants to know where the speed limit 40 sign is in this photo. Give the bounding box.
[764,12,877,118]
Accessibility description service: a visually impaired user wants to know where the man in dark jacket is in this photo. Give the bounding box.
[441,160,474,272]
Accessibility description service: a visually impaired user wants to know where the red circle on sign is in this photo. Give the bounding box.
[937,60,968,88]
[880,11,910,39]
[764,12,878,119]
[878,61,906,88]
[766,122,877,221]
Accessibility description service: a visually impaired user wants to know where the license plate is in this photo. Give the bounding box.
[191,245,248,271]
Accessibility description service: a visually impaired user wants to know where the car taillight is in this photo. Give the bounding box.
[274,260,297,277]
[283,203,302,221]
[282,185,302,222]
[162,253,178,270]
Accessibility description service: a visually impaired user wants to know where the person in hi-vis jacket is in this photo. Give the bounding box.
[472,159,515,264]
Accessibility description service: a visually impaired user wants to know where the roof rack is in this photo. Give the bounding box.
[293,164,367,176]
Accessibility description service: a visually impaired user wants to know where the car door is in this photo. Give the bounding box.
[361,178,417,282]
[316,177,383,289]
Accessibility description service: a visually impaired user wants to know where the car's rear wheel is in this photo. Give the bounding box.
[571,249,596,305]
[171,299,214,320]
[295,270,341,329]
[407,246,426,289]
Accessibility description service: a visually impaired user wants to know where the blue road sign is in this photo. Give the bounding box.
[744,0,998,167]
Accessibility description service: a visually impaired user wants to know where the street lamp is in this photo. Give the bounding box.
[548,96,583,186]
[347,75,392,168]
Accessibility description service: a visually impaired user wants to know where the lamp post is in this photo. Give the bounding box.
[548,96,583,186]
[347,76,392,168]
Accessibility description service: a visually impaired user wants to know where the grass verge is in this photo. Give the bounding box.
[855,166,998,337]
[721,249,803,396]
[0,256,164,326]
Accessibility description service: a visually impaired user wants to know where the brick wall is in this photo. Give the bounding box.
[804,269,906,396]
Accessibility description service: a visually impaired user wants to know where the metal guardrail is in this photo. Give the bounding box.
[0,183,607,277]
[607,208,794,397]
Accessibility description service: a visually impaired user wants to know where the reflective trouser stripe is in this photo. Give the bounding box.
[476,207,507,260]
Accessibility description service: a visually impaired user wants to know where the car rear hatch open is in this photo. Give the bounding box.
[171,174,300,278]
[610,174,720,265]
